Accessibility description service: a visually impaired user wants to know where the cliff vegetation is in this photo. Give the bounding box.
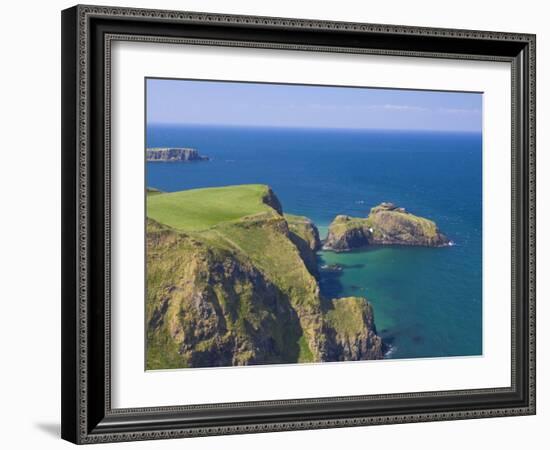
[146,184,383,369]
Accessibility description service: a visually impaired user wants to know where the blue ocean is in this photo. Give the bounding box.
[146,124,482,360]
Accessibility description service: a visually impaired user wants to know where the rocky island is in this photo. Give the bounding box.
[323,202,450,251]
[146,184,383,369]
[146,147,209,162]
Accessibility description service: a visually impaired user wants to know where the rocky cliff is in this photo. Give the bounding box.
[146,147,209,162]
[285,214,322,277]
[323,202,450,251]
[146,218,309,367]
[146,185,383,369]
[324,297,383,361]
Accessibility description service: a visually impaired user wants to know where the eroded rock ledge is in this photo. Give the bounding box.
[323,202,450,251]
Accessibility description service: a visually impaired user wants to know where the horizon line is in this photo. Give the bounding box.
[146,122,482,134]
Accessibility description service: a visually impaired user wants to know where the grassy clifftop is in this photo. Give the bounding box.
[146,184,383,369]
[147,184,279,231]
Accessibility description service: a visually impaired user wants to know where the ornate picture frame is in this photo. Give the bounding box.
[61,5,536,444]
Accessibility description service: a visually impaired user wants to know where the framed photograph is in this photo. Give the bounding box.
[61,5,536,444]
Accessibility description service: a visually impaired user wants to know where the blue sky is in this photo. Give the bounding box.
[146,78,482,132]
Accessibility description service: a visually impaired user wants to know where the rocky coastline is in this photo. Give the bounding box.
[146,147,209,162]
[146,187,454,369]
[146,186,385,369]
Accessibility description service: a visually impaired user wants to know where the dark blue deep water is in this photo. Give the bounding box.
[147,124,482,360]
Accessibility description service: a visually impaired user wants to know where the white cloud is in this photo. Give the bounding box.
[377,104,429,112]
[306,103,429,112]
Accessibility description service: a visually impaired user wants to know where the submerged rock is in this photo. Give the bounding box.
[323,203,450,251]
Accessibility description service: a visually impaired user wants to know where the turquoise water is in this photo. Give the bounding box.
[146,124,482,359]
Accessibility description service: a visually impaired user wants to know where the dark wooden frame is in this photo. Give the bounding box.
[61,4,536,444]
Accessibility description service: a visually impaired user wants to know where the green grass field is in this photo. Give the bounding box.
[146,184,275,231]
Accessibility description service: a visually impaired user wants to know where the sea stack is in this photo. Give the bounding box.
[146,147,209,162]
[323,202,450,251]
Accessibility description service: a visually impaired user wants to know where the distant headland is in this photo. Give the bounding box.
[146,147,209,162]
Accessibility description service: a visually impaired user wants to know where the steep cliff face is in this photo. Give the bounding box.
[261,186,284,215]
[323,215,371,252]
[146,185,384,369]
[286,214,322,251]
[146,219,307,368]
[286,214,322,277]
[146,147,209,162]
[146,212,328,369]
[323,202,450,251]
[324,297,383,361]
